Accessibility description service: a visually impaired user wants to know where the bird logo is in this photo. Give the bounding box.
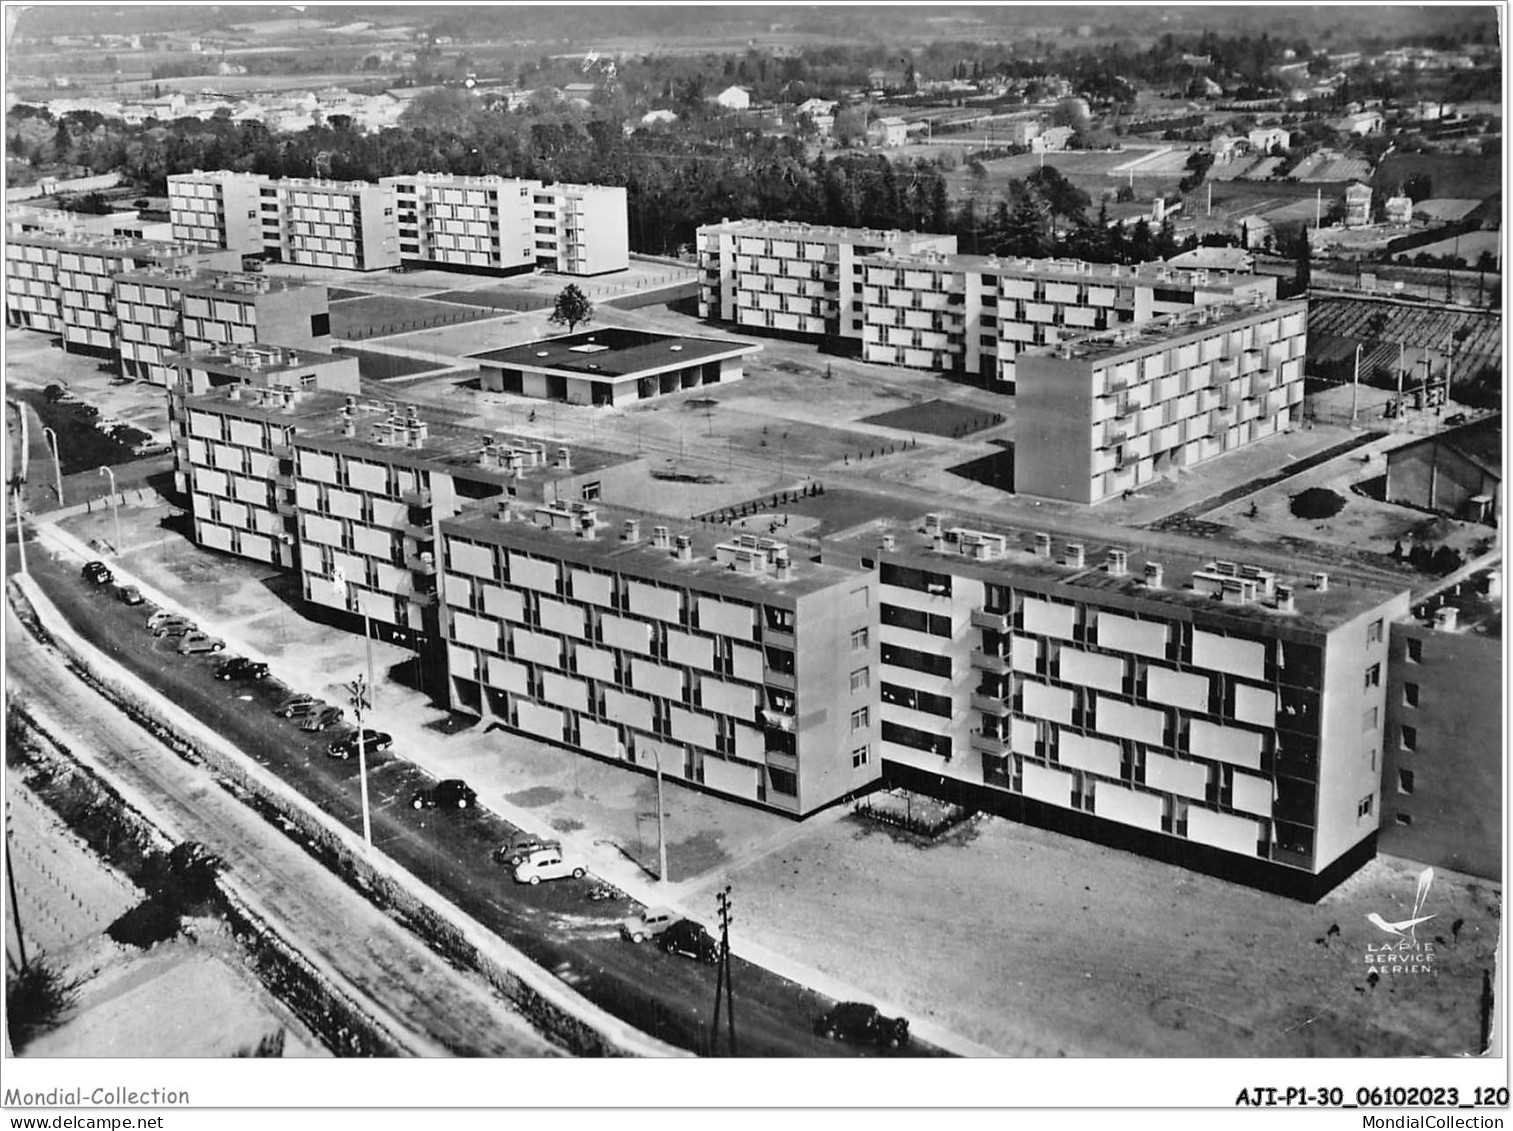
[1366,867,1435,940]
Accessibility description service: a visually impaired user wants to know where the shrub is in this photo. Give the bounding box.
[6,958,81,1050]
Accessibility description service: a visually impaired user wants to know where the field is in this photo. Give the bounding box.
[327,287,373,302]
[1307,296,1503,383]
[329,294,496,341]
[426,287,554,312]
[1373,153,1501,199]
[862,398,1006,439]
[331,346,446,382]
[1292,152,1373,183]
[1395,229,1501,264]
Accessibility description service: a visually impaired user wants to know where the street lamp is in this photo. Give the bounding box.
[646,744,669,884]
[42,427,62,506]
[11,486,26,576]
[97,466,121,555]
[346,673,373,848]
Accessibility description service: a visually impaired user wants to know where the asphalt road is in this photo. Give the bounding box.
[19,549,941,1058]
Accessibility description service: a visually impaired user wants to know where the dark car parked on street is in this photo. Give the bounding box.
[494,832,562,867]
[327,730,393,759]
[657,919,720,965]
[214,657,269,681]
[813,1002,910,1048]
[411,779,476,811]
[82,561,114,586]
[116,584,144,605]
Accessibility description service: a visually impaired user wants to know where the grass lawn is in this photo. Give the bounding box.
[327,288,372,302]
[330,295,494,340]
[331,348,444,381]
[704,486,924,538]
[861,398,1006,439]
[425,287,554,312]
[1373,153,1501,200]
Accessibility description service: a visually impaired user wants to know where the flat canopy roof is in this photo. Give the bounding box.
[472,327,758,381]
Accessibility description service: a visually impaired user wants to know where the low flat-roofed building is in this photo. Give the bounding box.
[438,498,880,816]
[1385,415,1501,524]
[823,511,1411,899]
[1016,296,1307,503]
[472,326,760,406]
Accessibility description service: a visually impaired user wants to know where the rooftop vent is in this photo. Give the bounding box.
[881,532,896,552]
[1106,549,1128,577]
[622,519,641,543]
[1144,561,1164,589]
[1063,543,1085,569]
[556,446,571,469]
[1274,582,1295,612]
[652,525,671,550]
[673,534,694,562]
[1311,571,1329,592]
[922,513,942,535]
[1033,532,1052,558]
[1433,605,1458,632]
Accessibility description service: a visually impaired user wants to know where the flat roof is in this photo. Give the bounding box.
[170,344,353,379]
[860,251,1270,292]
[443,498,860,601]
[181,386,640,482]
[1022,296,1307,366]
[471,327,758,380]
[824,509,1408,633]
[697,218,955,251]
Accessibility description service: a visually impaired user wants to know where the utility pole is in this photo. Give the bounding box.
[710,885,736,1056]
[97,466,121,555]
[12,488,26,576]
[346,674,373,847]
[5,826,28,969]
[42,427,62,506]
[1350,343,1362,427]
[652,745,668,884]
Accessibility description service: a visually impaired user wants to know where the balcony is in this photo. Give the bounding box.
[401,487,432,508]
[970,609,1010,633]
[269,442,293,459]
[970,730,1008,756]
[971,692,1008,715]
[406,554,437,575]
[402,522,435,542]
[970,650,1009,675]
[763,669,798,693]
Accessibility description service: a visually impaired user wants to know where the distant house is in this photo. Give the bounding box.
[1208,133,1239,161]
[1344,181,1374,227]
[1334,110,1384,135]
[1384,193,1414,225]
[1032,125,1075,153]
[1234,215,1274,249]
[1247,126,1290,153]
[715,85,750,111]
[640,109,678,127]
[867,116,908,147]
[1386,415,1501,524]
[796,97,837,136]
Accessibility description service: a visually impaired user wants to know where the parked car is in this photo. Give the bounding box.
[494,832,562,868]
[657,919,720,964]
[299,705,345,732]
[82,561,114,586]
[326,730,393,759]
[512,850,586,886]
[147,608,181,629]
[214,657,269,682]
[813,1002,910,1048]
[115,584,143,605]
[621,907,683,944]
[133,439,173,458]
[274,695,323,719]
[177,632,227,655]
[411,779,476,811]
[1444,413,1468,427]
[151,618,197,638]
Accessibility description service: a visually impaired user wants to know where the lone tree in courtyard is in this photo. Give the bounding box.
[549,284,595,334]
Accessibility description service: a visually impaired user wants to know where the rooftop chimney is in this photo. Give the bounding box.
[1033,532,1052,558]
[673,534,694,562]
[652,525,671,550]
[1106,549,1128,576]
[881,532,896,552]
[622,518,641,543]
[1144,561,1164,589]
[923,513,942,535]
[1433,605,1458,632]
[497,503,512,523]
[1063,543,1085,569]
[1311,571,1329,592]
[557,446,571,469]
[1274,582,1295,612]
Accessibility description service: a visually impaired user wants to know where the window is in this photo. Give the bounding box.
[1367,618,1383,645]
[1358,795,1373,818]
[882,720,952,759]
[880,682,952,717]
[1403,682,1419,708]
[1395,812,1413,827]
[310,311,330,337]
[580,482,601,501]
[1400,724,1417,752]
[881,603,952,636]
[879,562,952,597]
[1364,663,1381,689]
[852,744,870,768]
[880,642,952,679]
[1398,769,1415,795]
[849,667,870,693]
[1406,637,1422,663]
[850,627,869,651]
[850,707,870,731]
[767,766,797,796]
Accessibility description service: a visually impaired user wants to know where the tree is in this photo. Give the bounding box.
[549,284,594,334]
[1294,231,1312,290]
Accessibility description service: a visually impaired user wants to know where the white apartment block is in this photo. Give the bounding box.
[5,230,69,334]
[382,173,539,273]
[260,178,400,271]
[826,514,1410,899]
[859,253,1278,388]
[531,182,630,275]
[168,170,269,255]
[696,219,957,340]
[1016,297,1308,504]
[438,502,880,815]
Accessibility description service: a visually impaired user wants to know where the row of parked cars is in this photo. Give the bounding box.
[89,563,227,655]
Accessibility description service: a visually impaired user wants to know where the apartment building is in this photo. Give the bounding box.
[260,177,400,271]
[438,500,880,815]
[473,326,760,406]
[858,252,1277,388]
[5,232,240,356]
[1380,581,1503,881]
[175,352,359,567]
[529,182,630,276]
[696,219,957,343]
[825,513,1411,899]
[8,202,172,242]
[115,268,331,385]
[382,173,538,274]
[1016,297,1308,504]
[168,169,269,254]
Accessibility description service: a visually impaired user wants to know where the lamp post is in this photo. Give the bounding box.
[346,674,373,848]
[42,427,62,506]
[648,744,669,884]
[97,466,121,555]
[11,487,26,576]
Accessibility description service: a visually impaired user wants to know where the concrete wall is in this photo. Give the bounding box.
[1380,620,1502,879]
[1015,352,1097,503]
[1386,439,1500,518]
[795,577,881,810]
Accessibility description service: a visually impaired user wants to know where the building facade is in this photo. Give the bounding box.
[260,178,400,271]
[1015,297,1308,504]
[168,170,270,254]
[825,513,1410,899]
[383,173,539,274]
[438,501,880,816]
[696,219,957,343]
[530,182,630,276]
